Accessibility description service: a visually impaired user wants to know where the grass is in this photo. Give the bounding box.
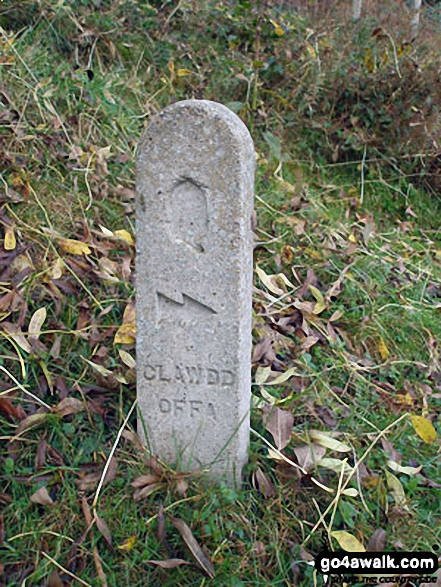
[1,1,440,586]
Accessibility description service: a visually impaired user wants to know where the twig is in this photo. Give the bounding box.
[92,399,137,510]
[360,144,367,204]
[251,427,334,494]
[41,551,92,587]
[303,412,408,546]
[0,365,50,409]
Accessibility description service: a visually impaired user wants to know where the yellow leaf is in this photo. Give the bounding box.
[177,68,192,77]
[364,47,375,72]
[118,349,136,369]
[309,285,326,315]
[4,226,16,250]
[410,415,437,444]
[304,247,322,260]
[386,470,408,509]
[378,336,389,360]
[122,302,135,324]
[114,229,134,245]
[331,531,365,552]
[118,535,137,551]
[348,233,357,243]
[59,238,91,256]
[28,307,47,340]
[48,258,63,280]
[305,42,316,58]
[270,19,285,36]
[114,324,136,344]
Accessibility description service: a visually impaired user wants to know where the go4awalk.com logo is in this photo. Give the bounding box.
[308,548,439,585]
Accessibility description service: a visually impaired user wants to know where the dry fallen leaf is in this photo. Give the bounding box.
[2,322,31,353]
[4,225,16,251]
[169,516,215,578]
[114,229,134,245]
[293,443,327,472]
[76,457,118,492]
[263,406,294,450]
[145,559,192,570]
[52,397,84,417]
[309,430,351,452]
[386,471,409,510]
[117,535,137,551]
[387,460,422,476]
[410,415,437,444]
[133,483,165,502]
[30,486,54,506]
[131,473,162,488]
[331,531,365,552]
[16,413,48,435]
[59,238,92,256]
[28,307,47,341]
[118,349,136,369]
[252,467,277,498]
[367,528,387,552]
[96,514,113,550]
[114,301,136,344]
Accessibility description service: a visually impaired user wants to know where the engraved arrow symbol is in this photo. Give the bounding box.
[156,291,216,324]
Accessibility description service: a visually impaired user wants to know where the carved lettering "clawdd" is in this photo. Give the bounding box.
[159,398,216,420]
[144,364,235,386]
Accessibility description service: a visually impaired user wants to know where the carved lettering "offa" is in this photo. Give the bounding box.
[159,398,217,420]
[144,364,234,387]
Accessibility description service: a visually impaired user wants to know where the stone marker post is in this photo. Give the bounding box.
[136,100,254,484]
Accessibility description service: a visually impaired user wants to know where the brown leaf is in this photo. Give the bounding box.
[96,514,113,550]
[52,397,84,417]
[48,571,64,587]
[293,443,327,472]
[300,335,320,351]
[133,483,164,502]
[262,406,294,450]
[157,504,166,546]
[30,486,54,506]
[145,559,192,570]
[252,467,276,498]
[367,528,387,552]
[131,473,161,488]
[169,516,215,578]
[296,268,318,298]
[381,438,402,464]
[15,413,48,436]
[0,493,12,505]
[2,321,31,353]
[0,397,21,421]
[175,477,188,497]
[252,338,276,364]
[76,457,118,491]
[35,438,47,469]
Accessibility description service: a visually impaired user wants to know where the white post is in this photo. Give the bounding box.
[411,0,422,37]
[352,0,363,21]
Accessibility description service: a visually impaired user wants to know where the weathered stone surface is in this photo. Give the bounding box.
[136,100,255,484]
